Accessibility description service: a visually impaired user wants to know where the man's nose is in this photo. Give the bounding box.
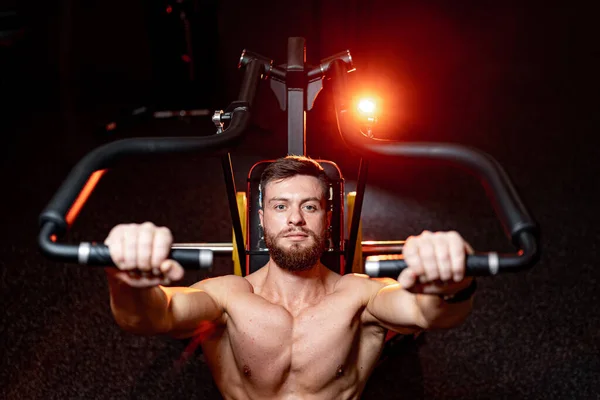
[287,207,306,226]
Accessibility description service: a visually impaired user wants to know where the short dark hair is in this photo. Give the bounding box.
[259,156,330,207]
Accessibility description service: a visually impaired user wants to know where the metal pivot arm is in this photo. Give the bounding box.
[238,40,355,156]
[326,59,540,277]
[38,60,263,269]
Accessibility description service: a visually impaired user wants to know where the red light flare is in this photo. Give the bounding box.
[50,170,106,242]
[66,170,107,228]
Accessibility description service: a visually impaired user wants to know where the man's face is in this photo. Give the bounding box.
[259,175,330,272]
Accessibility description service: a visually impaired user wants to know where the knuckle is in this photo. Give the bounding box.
[448,231,464,245]
[137,234,153,247]
[420,230,432,237]
[123,224,138,237]
[448,230,461,239]
[107,224,125,240]
[155,228,173,245]
[112,223,127,233]
[155,226,172,237]
[433,231,449,242]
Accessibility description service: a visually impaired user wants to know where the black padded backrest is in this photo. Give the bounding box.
[245,160,345,275]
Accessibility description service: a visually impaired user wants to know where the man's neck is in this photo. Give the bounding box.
[261,260,329,312]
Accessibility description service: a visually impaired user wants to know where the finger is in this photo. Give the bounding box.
[106,227,125,269]
[160,260,184,283]
[402,236,425,276]
[136,222,155,271]
[104,225,118,247]
[418,238,439,283]
[151,226,173,268]
[465,241,475,255]
[120,272,162,288]
[398,268,418,291]
[447,231,466,282]
[122,224,139,269]
[433,233,452,282]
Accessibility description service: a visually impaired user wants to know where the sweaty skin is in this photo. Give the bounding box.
[196,267,390,400]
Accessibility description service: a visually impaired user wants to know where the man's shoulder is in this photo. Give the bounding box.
[191,274,254,294]
[334,273,398,301]
[336,273,397,289]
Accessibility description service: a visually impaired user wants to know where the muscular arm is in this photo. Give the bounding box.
[107,275,250,338]
[103,222,253,338]
[365,231,475,332]
[365,278,474,332]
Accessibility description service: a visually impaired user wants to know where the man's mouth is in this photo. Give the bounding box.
[283,231,309,239]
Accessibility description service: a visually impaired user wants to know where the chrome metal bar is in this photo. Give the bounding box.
[362,241,405,256]
[172,241,405,256]
[172,243,234,253]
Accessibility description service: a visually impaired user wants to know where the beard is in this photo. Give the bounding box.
[264,226,327,272]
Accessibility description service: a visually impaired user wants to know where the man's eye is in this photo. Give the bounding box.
[304,205,317,211]
[275,204,286,210]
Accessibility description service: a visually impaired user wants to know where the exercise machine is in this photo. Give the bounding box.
[39,37,539,280]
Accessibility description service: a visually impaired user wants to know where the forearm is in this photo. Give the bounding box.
[106,274,172,334]
[416,291,474,330]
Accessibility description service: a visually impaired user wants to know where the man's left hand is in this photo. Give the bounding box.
[398,230,474,296]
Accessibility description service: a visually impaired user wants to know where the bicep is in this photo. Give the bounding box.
[364,279,426,334]
[162,286,224,338]
[163,275,252,338]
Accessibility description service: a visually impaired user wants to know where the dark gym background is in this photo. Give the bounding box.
[1,0,598,399]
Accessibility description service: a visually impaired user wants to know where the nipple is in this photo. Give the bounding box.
[243,364,252,378]
[336,364,344,378]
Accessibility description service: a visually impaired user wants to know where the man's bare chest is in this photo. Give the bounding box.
[225,297,363,385]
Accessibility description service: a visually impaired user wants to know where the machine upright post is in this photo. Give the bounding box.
[286,37,306,156]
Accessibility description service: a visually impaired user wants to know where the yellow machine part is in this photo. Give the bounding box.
[232,192,247,276]
[346,192,364,274]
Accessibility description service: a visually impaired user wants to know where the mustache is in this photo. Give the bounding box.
[278,227,314,237]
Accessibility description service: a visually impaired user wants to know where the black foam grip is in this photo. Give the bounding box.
[367,254,494,278]
[89,244,113,266]
[86,244,213,269]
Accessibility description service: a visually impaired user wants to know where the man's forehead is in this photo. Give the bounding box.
[263,175,324,199]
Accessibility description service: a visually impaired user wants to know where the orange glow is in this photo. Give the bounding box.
[65,169,106,227]
[353,93,383,121]
[352,94,381,136]
[358,98,376,114]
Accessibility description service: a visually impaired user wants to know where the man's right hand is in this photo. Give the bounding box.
[104,222,184,288]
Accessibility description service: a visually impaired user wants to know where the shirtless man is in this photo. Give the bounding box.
[105,156,476,399]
